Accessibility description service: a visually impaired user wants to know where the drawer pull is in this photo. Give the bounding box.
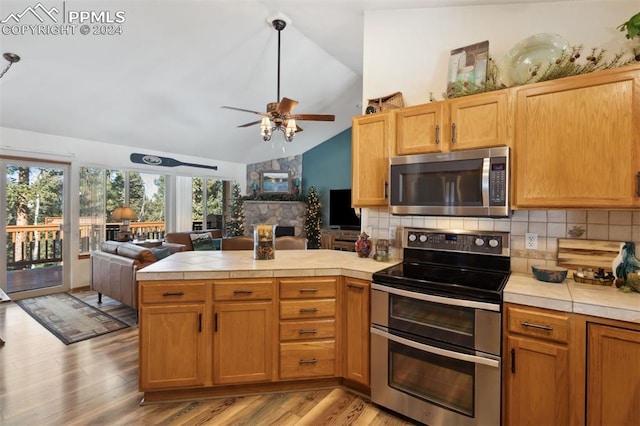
[233,289,254,295]
[299,358,318,364]
[299,308,318,314]
[347,283,364,290]
[299,288,318,293]
[298,329,318,335]
[162,291,184,297]
[521,321,553,332]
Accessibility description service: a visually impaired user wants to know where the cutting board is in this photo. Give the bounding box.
[557,239,623,272]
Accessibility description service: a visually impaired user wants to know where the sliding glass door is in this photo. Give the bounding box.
[1,158,70,298]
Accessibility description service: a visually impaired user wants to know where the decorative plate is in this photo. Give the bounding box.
[500,33,569,86]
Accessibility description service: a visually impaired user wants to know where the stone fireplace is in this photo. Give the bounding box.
[243,201,305,237]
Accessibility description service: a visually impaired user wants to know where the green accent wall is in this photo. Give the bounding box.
[302,128,352,228]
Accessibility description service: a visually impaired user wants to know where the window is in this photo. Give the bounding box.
[192,178,225,231]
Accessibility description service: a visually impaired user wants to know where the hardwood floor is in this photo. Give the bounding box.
[0,291,417,425]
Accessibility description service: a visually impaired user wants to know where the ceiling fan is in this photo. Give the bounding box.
[221,18,335,142]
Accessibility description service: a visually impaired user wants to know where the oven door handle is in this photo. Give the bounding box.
[371,327,500,368]
[371,283,500,312]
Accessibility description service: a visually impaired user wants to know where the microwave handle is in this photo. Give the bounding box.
[482,158,490,207]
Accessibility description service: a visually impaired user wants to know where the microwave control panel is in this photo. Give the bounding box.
[488,157,507,206]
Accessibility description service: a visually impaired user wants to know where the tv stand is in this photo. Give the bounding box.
[320,229,359,252]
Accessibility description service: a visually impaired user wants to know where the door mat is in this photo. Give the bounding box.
[16,292,130,345]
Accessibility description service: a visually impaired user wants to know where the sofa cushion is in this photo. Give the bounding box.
[116,243,157,264]
[151,247,172,260]
[166,229,222,251]
[190,232,221,251]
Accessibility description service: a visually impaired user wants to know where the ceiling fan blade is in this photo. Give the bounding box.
[296,125,304,133]
[276,97,299,115]
[237,120,262,128]
[291,114,336,122]
[221,105,267,116]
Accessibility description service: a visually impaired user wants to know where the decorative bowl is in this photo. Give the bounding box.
[531,265,568,283]
[500,33,570,86]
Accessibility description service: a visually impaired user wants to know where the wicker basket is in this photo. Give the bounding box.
[365,92,404,114]
[573,272,615,286]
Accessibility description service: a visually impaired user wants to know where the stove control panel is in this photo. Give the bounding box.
[403,228,509,256]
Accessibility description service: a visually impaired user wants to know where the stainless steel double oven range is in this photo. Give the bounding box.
[371,228,510,426]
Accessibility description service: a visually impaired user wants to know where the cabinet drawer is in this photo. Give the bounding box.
[507,306,570,343]
[280,299,335,320]
[279,278,337,299]
[279,340,335,379]
[140,283,206,304]
[280,319,336,341]
[214,279,274,301]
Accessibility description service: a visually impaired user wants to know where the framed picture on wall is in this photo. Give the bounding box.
[260,171,291,194]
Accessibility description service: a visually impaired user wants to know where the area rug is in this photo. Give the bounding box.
[16,292,130,345]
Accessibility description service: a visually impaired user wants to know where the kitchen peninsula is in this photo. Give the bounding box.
[136,249,399,403]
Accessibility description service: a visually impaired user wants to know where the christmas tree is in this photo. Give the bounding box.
[226,182,245,237]
[304,186,322,249]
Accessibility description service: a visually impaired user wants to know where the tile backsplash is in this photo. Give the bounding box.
[362,209,640,274]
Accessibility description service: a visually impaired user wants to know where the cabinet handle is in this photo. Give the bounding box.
[521,321,553,332]
[233,290,254,295]
[299,308,318,314]
[451,122,457,144]
[198,313,202,333]
[636,172,640,196]
[511,348,516,373]
[435,124,440,144]
[214,313,218,332]
[299,288,318,293]
[299,358,318,364]
[347,283,364,290]
[298,329,318,335]
[162,291,184,297]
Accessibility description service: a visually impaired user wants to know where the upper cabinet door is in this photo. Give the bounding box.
[394,102,445,155]
[352,112,393,207]
[513,64,640,209]
[448,90,511,151]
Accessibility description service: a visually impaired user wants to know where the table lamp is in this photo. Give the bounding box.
[111,206,137,241]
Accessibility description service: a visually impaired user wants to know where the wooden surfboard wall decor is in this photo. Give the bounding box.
[130,153,218,171]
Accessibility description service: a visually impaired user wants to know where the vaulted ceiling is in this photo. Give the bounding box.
[0,0,574,164]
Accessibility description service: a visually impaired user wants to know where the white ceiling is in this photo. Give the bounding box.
[0,0,573,165]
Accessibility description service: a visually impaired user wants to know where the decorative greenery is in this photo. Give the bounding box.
[618,11,640,40]
[226,182,245,237]
[445,57,503,98]
[304,186,322,249]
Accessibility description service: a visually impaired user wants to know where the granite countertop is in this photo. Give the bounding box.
[505,272,640,324]
[137,249,400,282]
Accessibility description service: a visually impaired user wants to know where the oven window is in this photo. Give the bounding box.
[389,340,474,417]
[390,294,474,346]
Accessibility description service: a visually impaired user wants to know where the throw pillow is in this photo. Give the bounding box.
[190,233,221,251]
[151,247,172,260]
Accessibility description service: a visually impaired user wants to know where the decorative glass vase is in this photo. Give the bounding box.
[355,232,372,258]
[254,224,276,260]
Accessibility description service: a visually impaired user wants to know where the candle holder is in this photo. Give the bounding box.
[254,224,276,260]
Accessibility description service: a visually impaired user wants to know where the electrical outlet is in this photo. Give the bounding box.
[525,233,538,250]
[388,226,397,241]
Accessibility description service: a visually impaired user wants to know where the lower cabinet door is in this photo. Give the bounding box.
[280,340,336,379]
[506,335,569,426]
[213,301,275,384]
[139,304,206,390]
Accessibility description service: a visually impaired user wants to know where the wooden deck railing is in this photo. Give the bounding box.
[6,221,166,269]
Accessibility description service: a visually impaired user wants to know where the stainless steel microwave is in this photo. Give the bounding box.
[389,146,510,217]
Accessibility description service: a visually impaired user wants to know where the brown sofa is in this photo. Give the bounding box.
[90,240,185,310]
[165,229,223,251]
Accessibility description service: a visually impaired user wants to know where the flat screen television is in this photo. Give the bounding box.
[329,189,361,230]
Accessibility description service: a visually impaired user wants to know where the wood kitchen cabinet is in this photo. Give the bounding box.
[503,304,572,426]
[351,112,393,207]
[212,279,276,384]
[513,63,640,208]
[393,90,511,155]
[279,277,338,379]
[342,277,370,386]
[138,281,207,391]
[586,323,640,425]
